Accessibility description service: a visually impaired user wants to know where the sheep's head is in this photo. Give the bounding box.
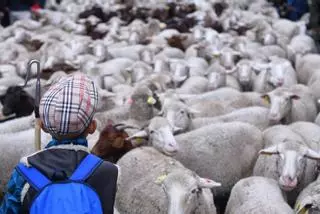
[215,48,242,71]
[126,117,179,156]
[235,60,256,89]
[159,170,220,214]
[261,89,300,123]
[259,141,320,191]
[158,99,199,133]
[170,59,190,85]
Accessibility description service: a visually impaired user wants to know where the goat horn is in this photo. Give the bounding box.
[114,124,140,130]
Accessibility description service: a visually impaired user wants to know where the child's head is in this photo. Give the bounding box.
[39,73,98,140]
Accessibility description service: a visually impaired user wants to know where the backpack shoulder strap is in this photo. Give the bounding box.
[16,163,51,191]
[70,154,103,182]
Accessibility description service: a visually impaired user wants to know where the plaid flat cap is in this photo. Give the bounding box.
[39,73,98,137]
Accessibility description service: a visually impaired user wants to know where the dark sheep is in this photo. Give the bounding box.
[166,35,187,51]
[165,17,196,33]
[41,63,77,80]
[213,2,228,17]
[151,7,169,22]
[170,2,196,18]
[0,86,34,118]
[131,7,150,23]
[118,6,135,24]
[23,39,44,52]
[78,6,117,23]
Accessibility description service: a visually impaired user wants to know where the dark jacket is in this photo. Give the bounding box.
[286,0,309,21]
[309,0,320,42]
[0,0,9,27]
[0,137,119,214]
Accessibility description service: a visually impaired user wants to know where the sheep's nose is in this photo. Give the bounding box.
[168,143,175,148]
[277,79,284,86]
[225,65,232,70]
[284,176,294,182]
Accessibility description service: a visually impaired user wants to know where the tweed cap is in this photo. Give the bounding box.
[39,73,98,137]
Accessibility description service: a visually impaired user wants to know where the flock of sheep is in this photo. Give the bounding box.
[1,0,320,213]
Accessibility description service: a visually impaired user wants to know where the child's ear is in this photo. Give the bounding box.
[39,120,49,133]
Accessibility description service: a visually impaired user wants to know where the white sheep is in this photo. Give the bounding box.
[225,176,294,214]
[287,34,317,63]
[289,122,320,151]
[190,106,273,131]
[253,125,320,205]
[295,53,320,84]
[116,147,221,214]
[253,57,297,93]
[173,122,263,199]
[0,128,52,194]
[0,113,35,134]
[261,84,317,124]
[175,76,209,94]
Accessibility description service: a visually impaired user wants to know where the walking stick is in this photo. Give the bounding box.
[24,59,41,151]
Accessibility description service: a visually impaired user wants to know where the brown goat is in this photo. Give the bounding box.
[91,120,140,163]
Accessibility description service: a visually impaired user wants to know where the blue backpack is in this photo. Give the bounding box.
[16,154,104,214]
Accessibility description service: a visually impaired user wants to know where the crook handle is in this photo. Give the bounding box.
[25,59,41,118]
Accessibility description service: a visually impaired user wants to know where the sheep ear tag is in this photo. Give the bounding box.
[135,137,144,145]
[295,203,309,214]
[261,95,270,105]
[147,96,156,105]
[155,174,168,184]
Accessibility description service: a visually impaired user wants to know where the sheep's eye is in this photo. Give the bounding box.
[180,110,185,114]
[150,130,155,134]
[191,188,198,194]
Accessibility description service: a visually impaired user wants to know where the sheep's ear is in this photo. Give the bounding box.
[157,108,164,116]
[172,126,183,133]
[186,106,201,114]
[289,94,300,100]
[99,89,116,98]
[304,148,320,160]
[212,51,221,57]
[172,75,188,83]
[233,51,242,57]
[198,177,221,189]
[224,66,238,74]
[259,145,279,155]
[126,130,148,141]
